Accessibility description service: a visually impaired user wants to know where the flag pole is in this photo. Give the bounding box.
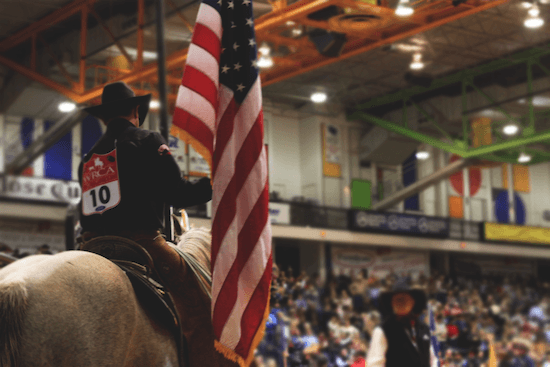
[155,0,173,241]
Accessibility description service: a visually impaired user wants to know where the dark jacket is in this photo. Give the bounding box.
[382,317,431,367]
[78,118,212,233]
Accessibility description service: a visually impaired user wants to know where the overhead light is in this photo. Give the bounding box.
[149,100,160,109]
[259,43,271,56]
[525,16,544,28]
[311,92,327,103]
[524,4,544,28]
[410,53,424,70]
[518,152,532,163]
[529,4,540,16]
[503,124,519,136]
[291,28,303,37]
[416,150,430,160]
[395,0,414,16]
[286,20,296,26]
[257,55,274,68]
[58,101,76,112]
[521,1,533,8]
[518,96,550,106]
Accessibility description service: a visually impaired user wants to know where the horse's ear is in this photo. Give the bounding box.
[172,214,184,237]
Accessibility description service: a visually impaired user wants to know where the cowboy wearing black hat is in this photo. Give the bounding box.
[78,82,217,367]
[366,286,436,367]
[79,81,212,234]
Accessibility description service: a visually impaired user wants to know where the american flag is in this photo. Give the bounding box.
[429,305,441,367]
[170,0,272,365]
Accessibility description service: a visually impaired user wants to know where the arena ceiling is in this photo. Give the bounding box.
[1,0,550,164]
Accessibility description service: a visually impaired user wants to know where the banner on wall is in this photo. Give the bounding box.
[332,246,429,279]
[449,219,481,241]
[484,222,550,245]
[0,175,81,204]
[168,135,188,173]
[349,210,449,237]
[268,202,290,224]
[189,144,210,177]
[322,124,341,177]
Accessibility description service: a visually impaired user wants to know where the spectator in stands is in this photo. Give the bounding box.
[36,244,52,254]
[510,336,535,367]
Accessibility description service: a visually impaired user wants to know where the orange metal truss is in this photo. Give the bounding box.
[0,0,509,107]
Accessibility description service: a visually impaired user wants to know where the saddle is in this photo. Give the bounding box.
[80,236,186,367]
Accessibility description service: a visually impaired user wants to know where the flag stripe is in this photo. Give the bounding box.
[213,138,266,328]
[181,65,219,111]
[235,249,272,357]
[175,85,216,134]
[195,2,222,40]
[191,22,221,63]
[172,107,214,153]
[186,43,220,86]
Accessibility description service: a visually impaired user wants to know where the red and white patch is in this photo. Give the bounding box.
[158,144,171,155]
[82,150,121,215]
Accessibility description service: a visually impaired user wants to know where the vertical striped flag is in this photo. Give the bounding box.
[170,0,272,365]
[429,305,441,367]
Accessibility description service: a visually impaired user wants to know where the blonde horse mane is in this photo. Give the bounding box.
[175,226,213,297]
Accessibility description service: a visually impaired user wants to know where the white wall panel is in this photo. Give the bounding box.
[32,119,44,178]
[299,116,321,203]
[528,163,550,227]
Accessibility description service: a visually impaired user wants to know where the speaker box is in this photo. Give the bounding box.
[308,29,347,58]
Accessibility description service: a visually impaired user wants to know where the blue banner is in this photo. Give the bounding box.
[349,210,449,237]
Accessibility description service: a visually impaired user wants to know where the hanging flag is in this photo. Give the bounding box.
[429,305,441,367]
[170,0,272,366]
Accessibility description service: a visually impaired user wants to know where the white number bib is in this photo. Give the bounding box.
[82,150,121,215]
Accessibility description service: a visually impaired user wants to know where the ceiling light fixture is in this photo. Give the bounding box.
[518,152,532,163]
[521,1,533,8]
[410,53,424,70]
[58,101,76,112]
[257,55,274,68]
[311,92,327,103]
[259,43,271,56]
[503,124,519,136]
[149,100,160,109]
[524,4,544,28]
[395,0,414,16]
[416,150,430,160]
[291,27,303,37]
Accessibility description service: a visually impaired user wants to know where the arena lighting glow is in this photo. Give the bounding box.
[518,152,532,163]
[257,55,274,68]
[149,100,160,109]
[292,28,303,37]
[521,1,533,7]
[58,101,76,112]
[259,43,271,56]
[286,20,296,26]
[410,53,424,70]
[503,124,519,136]
[395,0,414,16]
[415,150,430,160]
[525,16,544,28]
[524,4,544,28]
[310,92,327,103]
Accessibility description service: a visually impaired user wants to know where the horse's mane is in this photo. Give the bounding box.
[174,227,212,297]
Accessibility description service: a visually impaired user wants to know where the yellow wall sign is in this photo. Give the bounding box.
[322,124,342,178]
[484,222,550,245]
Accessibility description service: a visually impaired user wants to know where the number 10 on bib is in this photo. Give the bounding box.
[82,150,121,215]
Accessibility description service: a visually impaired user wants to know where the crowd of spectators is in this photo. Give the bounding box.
[254,265,550,367]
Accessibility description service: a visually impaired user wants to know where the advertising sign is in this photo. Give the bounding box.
[268,202,290,225]
[449,219,481,241]
[332,246,429,279]
[0,175,81,205]
[349,210,449,237]
[484,222,550,245]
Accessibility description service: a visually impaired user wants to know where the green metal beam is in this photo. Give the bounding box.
[349,111,465,154]
[351,44,550,111]
[462,130,550,157]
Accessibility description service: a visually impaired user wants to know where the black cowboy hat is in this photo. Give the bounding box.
[379,287,427,318]
[83,82,151,126]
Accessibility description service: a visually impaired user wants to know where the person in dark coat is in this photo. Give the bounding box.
[78,82,219,367]
[366,286,436,367]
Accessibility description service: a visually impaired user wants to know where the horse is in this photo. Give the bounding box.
[0,227,219,367]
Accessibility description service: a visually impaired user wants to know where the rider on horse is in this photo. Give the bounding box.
[78,82,217,366]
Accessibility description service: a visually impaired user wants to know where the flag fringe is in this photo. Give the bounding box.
[215,340,245,367]
[170,125,212,173]
[214,286,271,367]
